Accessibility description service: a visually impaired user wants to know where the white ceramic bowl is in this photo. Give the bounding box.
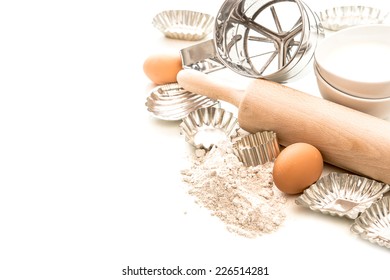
[314,66,390,120]
[314,24,390,99]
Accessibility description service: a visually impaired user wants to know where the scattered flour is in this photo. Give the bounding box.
[181,141,287,238]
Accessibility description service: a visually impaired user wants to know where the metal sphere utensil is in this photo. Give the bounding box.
[180,0,324,82]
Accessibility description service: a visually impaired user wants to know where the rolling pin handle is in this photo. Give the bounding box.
[177,69,243,107]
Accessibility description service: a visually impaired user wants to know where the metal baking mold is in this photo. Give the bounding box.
[232,131,280,167]
[318,6,389,31]
[351,196,390,249]
[145,83,218,121]
[296,172,390,219]
[180,0,324,82]
[152,10,214,41]
[179,107,238,150]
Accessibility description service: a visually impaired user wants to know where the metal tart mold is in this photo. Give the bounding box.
[296,172,390,219]
[179,107,238,150]
[351,196,390,249]
[232,131,280,167]
[318,6,389,31]
[152,10,214,41]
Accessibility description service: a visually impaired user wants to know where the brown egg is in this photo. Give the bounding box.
[143,53,183,85]
[272,143,323,195]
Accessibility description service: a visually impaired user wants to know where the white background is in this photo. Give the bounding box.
[1,0,389,279]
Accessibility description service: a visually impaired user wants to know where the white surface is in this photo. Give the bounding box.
[0,1,389,280]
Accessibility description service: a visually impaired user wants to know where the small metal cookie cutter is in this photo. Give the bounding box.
[232,131,280,166]
[180,0,324,82]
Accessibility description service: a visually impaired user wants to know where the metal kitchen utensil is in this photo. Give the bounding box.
[145,83,219,121]
[296,172,390,219]
[179,107,238,150]
[351,196,390,249]
[232,131,280,166]
[152,10,215,41]
[318,6,389,31]
[180,0,324,82]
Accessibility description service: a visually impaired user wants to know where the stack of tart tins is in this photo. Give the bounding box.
[296,172,390,248]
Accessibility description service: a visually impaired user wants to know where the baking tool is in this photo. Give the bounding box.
[296,172,390,219]
[314,24,390,99]
[145,83,218,121]
[351,196,390,249]
[177,69,390,184]
[232,131,280,166]
[152,10,214,41]
[180,40,226,74]
[180,0,324,82]
[318,6,389,31]
[314,66,390,120]
[180,107,238,150]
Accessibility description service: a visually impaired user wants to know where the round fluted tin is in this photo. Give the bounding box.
[179,107,238,150]
[232,131,280,167]
[351,196,390,249]
[319,6,389,31]
[152,10,214,41]
[145,83,218,121]
[296,172,390,219]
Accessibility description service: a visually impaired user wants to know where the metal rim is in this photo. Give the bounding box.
[213,0,323,82]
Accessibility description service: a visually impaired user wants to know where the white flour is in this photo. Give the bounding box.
[181,141,287,238]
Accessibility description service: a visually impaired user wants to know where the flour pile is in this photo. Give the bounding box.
[181,141,287,238]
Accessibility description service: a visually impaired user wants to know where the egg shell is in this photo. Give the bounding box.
[272,143,323,195]
[143,53,183,85]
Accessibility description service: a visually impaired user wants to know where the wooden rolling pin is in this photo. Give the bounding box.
[177,69,390,184]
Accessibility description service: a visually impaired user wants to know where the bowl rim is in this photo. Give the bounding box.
[314,24,390,90]
[314,60,390,99]
[314,65,390,102]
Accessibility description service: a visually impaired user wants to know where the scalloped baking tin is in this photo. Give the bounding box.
[295,172,390,219]
[152,10,214,41]
[179,107,238,150]
[351,196,390,249]
[145,83,218,121]
[318,6,389,31]
[232,131,280,167]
